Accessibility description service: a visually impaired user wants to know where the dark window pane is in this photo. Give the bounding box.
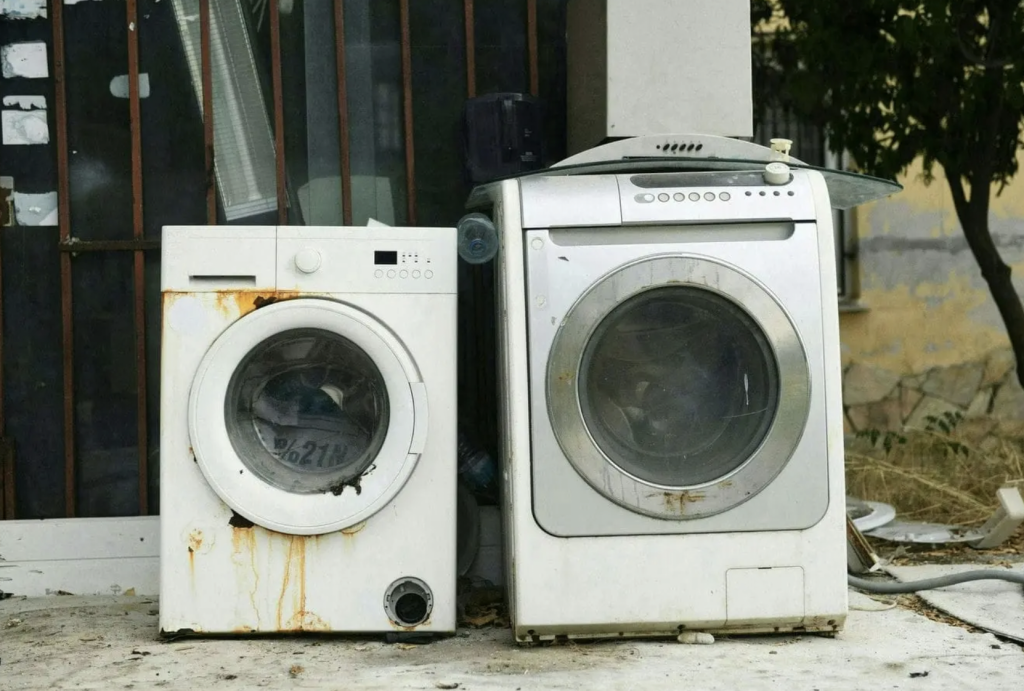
[411,0,466,225]
[145,252,161,515]
[73,253,139,517]
[344,0,408,225]
[139,0,208,237]
[2,229,64,518]
[474,0,528,95]
[64,1,133,241]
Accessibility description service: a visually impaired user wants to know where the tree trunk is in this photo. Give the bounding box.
[947,173,1024,392]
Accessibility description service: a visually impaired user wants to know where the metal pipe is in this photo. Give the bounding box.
[200,0,216,224]
[464,0,476,98]
[269,0,288,224]
[127,0,149,515]
[333,0,353,226]
[52,0,76,518]
[399,0,417,225]
[527,0,539,96]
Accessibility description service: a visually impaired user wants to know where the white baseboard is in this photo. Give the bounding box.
[0,516,159,597]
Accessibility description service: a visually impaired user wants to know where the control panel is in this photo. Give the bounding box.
[278,226,456,294]
[618,168,819,226]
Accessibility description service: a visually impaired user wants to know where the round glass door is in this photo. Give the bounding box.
[547,255,811,520]
[189,299,425,535]
[225,328,390,494]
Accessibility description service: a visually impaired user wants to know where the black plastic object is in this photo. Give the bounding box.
[462,93,544,184]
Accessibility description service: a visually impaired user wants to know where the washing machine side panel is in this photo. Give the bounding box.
[496,180,532,629]
[161,292,458,634]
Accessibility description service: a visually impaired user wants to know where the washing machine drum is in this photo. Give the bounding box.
[547,256,811,519]
[581,286,778,487]
[188,299,427,535]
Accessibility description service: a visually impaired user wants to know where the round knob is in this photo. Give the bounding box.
[295,248,322,274]
[764,162,791,186]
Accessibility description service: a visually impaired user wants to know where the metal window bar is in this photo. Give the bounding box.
[400,0,417,226]
[52,0,77,518]
[334,0,353,226]
[127,0,150,515]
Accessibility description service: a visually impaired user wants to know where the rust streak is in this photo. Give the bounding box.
[232,523,260,628]
[269,1,288,224]
[333,0,352,226]
[52,0,76,518]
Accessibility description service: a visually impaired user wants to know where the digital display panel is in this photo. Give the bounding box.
[374,250,398,265]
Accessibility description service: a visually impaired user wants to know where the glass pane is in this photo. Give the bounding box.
[145,252,161,514]
[579,287,779,487]
[139,0,208,237]
[225,328,389,494]
[1,229,65,518]
[410,0,466,225]
[64,0,132,240]
[73,253,140,517]
[344,0,407,225]
[170,0,279,222]
[474,0,528,95]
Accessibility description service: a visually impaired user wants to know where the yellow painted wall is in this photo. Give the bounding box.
[838,154,1024,374]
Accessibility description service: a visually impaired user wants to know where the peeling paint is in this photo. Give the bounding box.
[12,191,57,226]
[1,41,48,78]
[109,73,151,99]
[0,0,47,19]
[2,109,49,145]
[2,95,45,110]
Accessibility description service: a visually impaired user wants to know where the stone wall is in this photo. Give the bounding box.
[842,347,1024,434]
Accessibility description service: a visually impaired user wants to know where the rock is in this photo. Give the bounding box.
[899,386,923,420]
[957,417,996,441]
[843,363,901,406]
[983,349,1016,387]
[921,363,984,407]
[965,388,993,418]
[904,395,962,430]
[846,398,903,432]
[902,372,927,389]
[677,632,715,645]
[991,381,1024,421]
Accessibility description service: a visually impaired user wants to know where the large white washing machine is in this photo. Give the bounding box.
[473,134,900,642]
[159,225,456,636]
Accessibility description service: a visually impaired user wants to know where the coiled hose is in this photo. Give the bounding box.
[849,569,1024,594]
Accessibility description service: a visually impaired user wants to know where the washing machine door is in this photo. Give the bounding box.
[188,298,427,535]
[546,255,811,520]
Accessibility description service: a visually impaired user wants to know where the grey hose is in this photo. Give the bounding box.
[849,570,1024,594]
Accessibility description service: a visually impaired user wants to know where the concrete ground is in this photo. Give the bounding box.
[1,591,1021,690]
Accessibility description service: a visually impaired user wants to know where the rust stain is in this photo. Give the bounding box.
[187,529,204,552]
[341,521,367,536]
[656,490,706,514]
[232,523,261,628]
[210,290,303,320]
[275,535,326,631]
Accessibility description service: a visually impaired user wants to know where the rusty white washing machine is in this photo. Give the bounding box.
[159,224,456,636]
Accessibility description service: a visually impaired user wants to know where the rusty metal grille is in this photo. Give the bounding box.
[0,0,554,520]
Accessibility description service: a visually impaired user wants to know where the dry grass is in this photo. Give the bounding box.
[845,414,1024,527]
